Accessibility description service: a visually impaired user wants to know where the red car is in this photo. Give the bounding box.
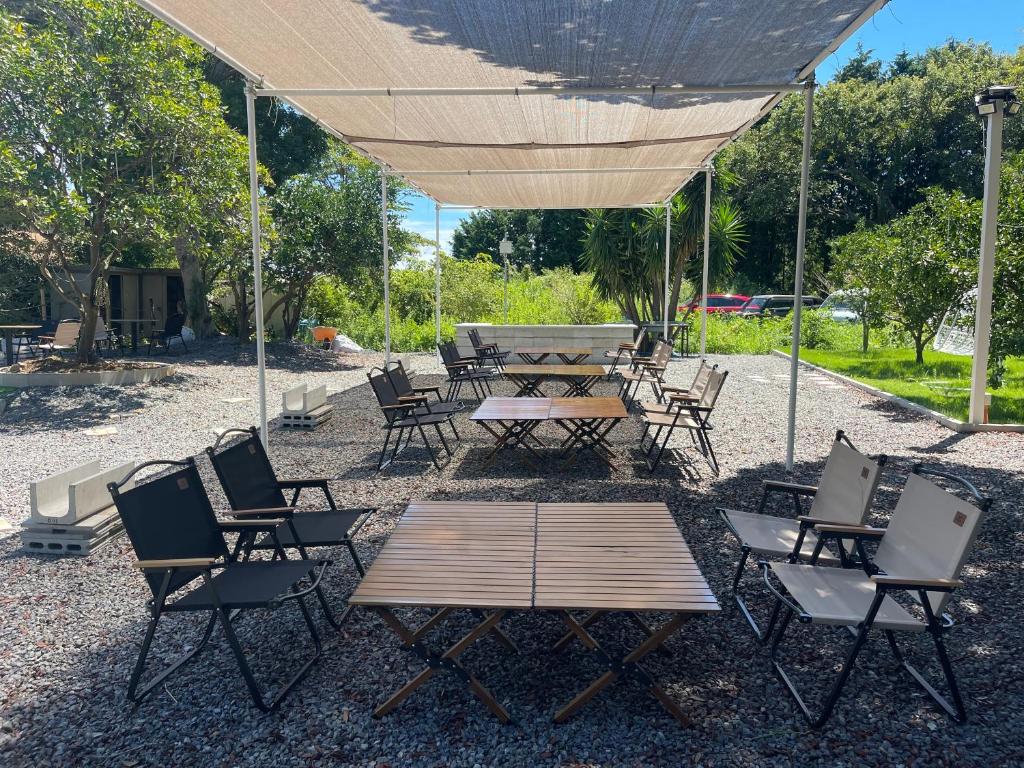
[681,294,750,314]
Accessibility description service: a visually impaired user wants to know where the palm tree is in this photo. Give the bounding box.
[582,171,747,325]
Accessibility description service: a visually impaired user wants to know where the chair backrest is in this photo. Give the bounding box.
[165,313,185,335]
[650,340,672,370]
[636,330,655,357]
[53,322,81,346]
[93,317,108,342]
[108,458,229,598]
[689,360,714,395]
[874,468,989,614]
[808,432,885,526]
[206,427,287,511]
[438,341,462,370]
[368,367,402,422]
[468,328,484,347]
[698,368,728,410]
[385,360,414,398]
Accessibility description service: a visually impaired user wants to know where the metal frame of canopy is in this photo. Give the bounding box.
[139,0,892,470]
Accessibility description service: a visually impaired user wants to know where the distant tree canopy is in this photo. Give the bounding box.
[450,209,587,271]
[720,40,1024,293]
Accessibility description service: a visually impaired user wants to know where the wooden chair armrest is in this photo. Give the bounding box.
[412,385,441,394]
[135,557,218,570]
[229,506,295,518]
[668,392,699,402]
[445,361,472,370]
[813,523,886,537]
[398,394,429,404]
[764,480,818,495]
[870,575,963,590]
[277,477,330,488]
[796,515,834,527]
[618,342,638,349]
[220,519,286,530]
[381,402,416,411]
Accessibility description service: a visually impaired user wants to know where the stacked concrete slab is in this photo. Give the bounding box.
[22,461,136,556]
[281,383,333,429]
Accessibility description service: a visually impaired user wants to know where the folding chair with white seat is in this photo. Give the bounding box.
[36,320,80,357]
[646,359,715,410]
[717,431,886,639]
[618,339,672,408]
[603,328,649,379]
[761,466,991,727]
[639,367,727,474]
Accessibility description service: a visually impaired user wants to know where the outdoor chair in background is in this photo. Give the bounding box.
[205,425,374,625]
[603,328,649,379]
[385,360,463,419]
[14,319,58,359]
[718,430,886,639]
[147,312,187,355]
[650,358,715,407]
[93,317,125,357]
[36,320,80,357]
[639,367,728,474]
[368,366,457,471]
[618,339,672,408]
[468,327,510,371]
[438,341,494,403]
[107,457,329,711]
[761,466,991,727]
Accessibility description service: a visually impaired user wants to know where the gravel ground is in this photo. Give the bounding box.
[0,342,1021,767]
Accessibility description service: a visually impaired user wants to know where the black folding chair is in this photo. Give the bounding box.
[148,312,187,355]
[438,341,493,403]
[385,360,463,420]
[205,426,374,624]
[107,458,329,711]
[467,328,510,370]
[368,367,456,471]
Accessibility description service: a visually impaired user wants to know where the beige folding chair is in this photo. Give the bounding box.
[639,367,727,473]
[603,328,649,378]
[37,321,80,357]
[618,339,672,407]
[718,431,886,639]
[646,359,715,409]
[762,466,991,727]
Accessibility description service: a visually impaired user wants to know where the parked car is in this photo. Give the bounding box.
[820,289,866,323]
[738,294,822,317]
[681,294,750,314]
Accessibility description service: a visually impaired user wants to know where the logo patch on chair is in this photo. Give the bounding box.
[248,444,257,455]
[177,477,189,490]
[953,511,967,527]
[860,467,870,479]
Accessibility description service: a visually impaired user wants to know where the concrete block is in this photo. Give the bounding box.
[282,384,327,415]
[67,461,136,524]
[29,461,101,523]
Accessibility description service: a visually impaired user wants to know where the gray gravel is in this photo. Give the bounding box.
[0,342,1021,767]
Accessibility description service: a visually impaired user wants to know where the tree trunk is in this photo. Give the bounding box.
[76,240,103,363]
[175,235,214,338]
[913,333,926,364]
[861,315,869,353]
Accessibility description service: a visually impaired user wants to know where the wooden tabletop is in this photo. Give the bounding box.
[351,501,719,615]
[349,502,536,609]
[548,396,627,420]
[534,503,720,613]
[503,364,606,377]
[470,397,552,421]
[515,347,592,356]
[0,325,41,331]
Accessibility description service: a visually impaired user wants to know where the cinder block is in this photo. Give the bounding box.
[30,461,101,522]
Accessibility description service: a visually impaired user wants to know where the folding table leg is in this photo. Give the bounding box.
[553,612,690,725]
[372,607,512,722]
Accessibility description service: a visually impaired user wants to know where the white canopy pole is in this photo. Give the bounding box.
[382,172,391,365]
[245,83,268,448]
[663,203,671,340]
[785,76,815,472]
[434,202,442,362]
[700,167,712,356]
[968,97,1006,424]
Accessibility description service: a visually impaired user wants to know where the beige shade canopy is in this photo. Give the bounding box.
[136,0,886,208]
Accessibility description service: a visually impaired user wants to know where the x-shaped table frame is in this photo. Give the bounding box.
[554,417,624,470]
[370,606,517,722]
[506,371,602,398]
[550,610,692,725]
[475,417,546,468]
[517,351,590,365]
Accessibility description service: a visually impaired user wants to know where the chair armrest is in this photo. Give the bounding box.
[870,575,963,590]
[764,480,818,496]
[813,523,886,537]
[668,392,699,402]
[795,515,835,528]
[220,519,286,531]
[618,342,638,350]
[412,385,442,394]
[228,506,296,518]
[381,402,416,411]
[444,361,472,370]
[135,557,218,570]
[398,394,429,404]
[277,477,331,488]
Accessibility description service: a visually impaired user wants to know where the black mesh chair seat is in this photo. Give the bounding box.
[258,509,366,549]
[171,561,318,611]
[392,412,452,428]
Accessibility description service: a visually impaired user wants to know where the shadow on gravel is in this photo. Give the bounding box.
[0,385,155,433]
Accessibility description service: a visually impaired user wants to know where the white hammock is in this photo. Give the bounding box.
[933,289,977,357]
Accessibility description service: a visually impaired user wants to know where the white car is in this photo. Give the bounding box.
[820,289,865,323]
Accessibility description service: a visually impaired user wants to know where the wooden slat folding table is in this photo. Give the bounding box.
[502,363,605,397]
[350,501,719,725]
[515,347,592,365]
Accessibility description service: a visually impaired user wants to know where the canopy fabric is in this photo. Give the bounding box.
[140,0,885,208]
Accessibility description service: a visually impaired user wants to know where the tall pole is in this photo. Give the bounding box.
[786,76,815,471]
[700,167,712,357]
[381,172,390,365]
[663,202,671,341]
[968,100,1005,424]
[434,202,442,362]
[245,83,268,448]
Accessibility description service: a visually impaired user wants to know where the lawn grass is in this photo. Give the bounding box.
[796,348,1024,424]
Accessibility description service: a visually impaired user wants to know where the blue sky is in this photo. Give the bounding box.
[401,0,1024,257]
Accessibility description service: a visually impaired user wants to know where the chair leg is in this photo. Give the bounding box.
[885,622,967,722]
[127,610,217,707]
[378,427,396,471]
[434,423,453,456]
[646,424,674,472]
[417,424,444,470]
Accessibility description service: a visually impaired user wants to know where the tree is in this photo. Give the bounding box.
[451,209,587,271]
[831,189,979,363]
[0,0,252,359]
